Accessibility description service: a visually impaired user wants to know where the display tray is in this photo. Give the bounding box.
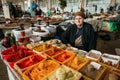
[65,56,89,70]
[100,69,120,80]
[2,45,35,68]
[66,47,78,52]
[46,39,67,50]
[26,42,42,49]
[76,50,88,58]
[43,46,64,57]
[45,39,67,49]
[81,75,92,80]
[14,54,46,74]
[1,45,35,57]
[100,53,120,68]
[45,39,62,45]
[22,60,60,80]
[66,48,88,58]
[86,50,102,61]
[45,65,82,80]
[17,36,30,44]
[99,61,120,73]
[52,50,75,64]
[79,61,106,80]
[32,43,53,52]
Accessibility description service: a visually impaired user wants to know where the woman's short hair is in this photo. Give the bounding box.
[74,11,85,18]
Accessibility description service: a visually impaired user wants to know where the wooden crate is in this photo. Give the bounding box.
[22,60,60,80]
[99,68,120,80]
[52,50,75,64]
[14,54,46,75]
[32,43,53,52]
[65,56,89,70]
[79,61,106,80]
[45,65,82,80]
[82,75,92,80]
[43,46,64,58]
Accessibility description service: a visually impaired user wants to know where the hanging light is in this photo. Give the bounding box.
[24,1,27,4]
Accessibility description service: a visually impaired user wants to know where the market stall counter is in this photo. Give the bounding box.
[0,43,83,80]
[0,40,120,80]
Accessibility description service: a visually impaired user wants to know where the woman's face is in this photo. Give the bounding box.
[74,16,84,27]
[37,7,40,10]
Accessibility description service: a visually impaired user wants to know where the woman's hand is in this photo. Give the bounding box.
[67,44,72,47]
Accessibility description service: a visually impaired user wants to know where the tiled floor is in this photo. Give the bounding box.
[0,58,9,80]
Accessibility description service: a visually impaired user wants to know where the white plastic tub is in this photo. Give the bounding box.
[86,50,102,61]
[101,53,120,66]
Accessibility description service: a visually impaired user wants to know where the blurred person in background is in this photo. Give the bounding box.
[100,8,104,15]
[9,2,17,18]
[35,6,43,18]
[85,9,89,19]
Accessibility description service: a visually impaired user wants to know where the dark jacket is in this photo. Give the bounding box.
[61,22,96,51]
[35,9,42,16]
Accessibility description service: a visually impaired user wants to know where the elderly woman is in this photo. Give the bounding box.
[61,11,96,51]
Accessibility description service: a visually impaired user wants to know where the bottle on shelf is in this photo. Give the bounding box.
[20,24,25,30]
[38,19,41,25]
[30,22,35,27]
[10,32,16,46]
[3,32,11,48]
[46,21,49,26]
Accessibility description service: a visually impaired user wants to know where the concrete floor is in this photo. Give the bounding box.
[0,36,120,80]
[97,38,120,55]
[0,58,9,80]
